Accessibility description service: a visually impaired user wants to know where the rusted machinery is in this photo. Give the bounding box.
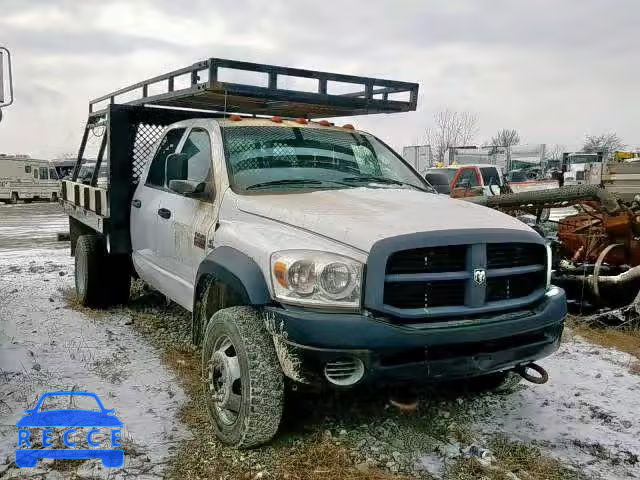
[467,185,640,308]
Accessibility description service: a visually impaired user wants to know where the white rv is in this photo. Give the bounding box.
[0,154,61,203]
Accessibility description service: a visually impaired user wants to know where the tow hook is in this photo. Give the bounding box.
[515,363,549,384]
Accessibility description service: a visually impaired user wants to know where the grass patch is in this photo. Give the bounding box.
[569,318,640,361]
[445,435,587,480]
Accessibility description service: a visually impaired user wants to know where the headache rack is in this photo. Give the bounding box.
[61,58,419,254]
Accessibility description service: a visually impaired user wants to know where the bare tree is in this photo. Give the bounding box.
[491,129,520,148]
[545,144,564,163]
[425,109,478,163]
[582,132,624,158]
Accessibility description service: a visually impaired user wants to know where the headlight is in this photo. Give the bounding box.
[545,242,552,289]
[270,250,363,309]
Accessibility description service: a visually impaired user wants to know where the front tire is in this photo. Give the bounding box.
[9,192,18,204]
[202,306,284,448]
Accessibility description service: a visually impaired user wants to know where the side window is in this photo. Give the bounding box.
[25,165,31,174]
[34,168,39,179]
[40,167,49,180]
[173,128,214,200]
[454,168,479,188]
[146,128,186,187]
[50,168,58,180]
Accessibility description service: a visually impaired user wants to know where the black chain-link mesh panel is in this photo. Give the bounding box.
[131,123,166,184]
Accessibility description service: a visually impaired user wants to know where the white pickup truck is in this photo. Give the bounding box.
[61,59,566,448]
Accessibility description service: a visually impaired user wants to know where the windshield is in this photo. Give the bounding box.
[222,126,429,193]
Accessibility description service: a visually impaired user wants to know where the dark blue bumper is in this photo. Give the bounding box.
[265,287,566,385]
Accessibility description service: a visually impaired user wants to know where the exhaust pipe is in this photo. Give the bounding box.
[515,363,549,384]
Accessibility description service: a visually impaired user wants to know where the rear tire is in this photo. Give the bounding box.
[75,235,107,307]
[51,192,58,202]
[9,192,18,204]
[202,306,284,448]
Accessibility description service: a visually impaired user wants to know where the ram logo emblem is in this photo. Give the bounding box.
[473,269,486,286]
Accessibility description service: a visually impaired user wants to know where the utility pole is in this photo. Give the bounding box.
[0,46,14,124]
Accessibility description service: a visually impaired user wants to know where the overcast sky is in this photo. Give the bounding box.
[1,0,639,158]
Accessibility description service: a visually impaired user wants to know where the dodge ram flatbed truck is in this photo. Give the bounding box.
[61,58,566,448]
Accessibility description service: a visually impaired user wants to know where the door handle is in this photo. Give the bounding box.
[157,208,171,219]
[132,199,141,208]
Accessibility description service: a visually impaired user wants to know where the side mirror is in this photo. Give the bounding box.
[168,179,206,196]
[0,47,14,123]
[165,153,189,185]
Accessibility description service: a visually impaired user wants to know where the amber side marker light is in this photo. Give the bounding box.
[295,117,309,125]
[274,261,288,288]
[271,116,283,123]
[318,120,331,127]
[342,123,355,130]
[228,114,243,121]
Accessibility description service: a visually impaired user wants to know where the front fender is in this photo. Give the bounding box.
[194,246,272,307]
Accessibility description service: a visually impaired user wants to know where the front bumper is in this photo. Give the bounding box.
[265,287,566,386]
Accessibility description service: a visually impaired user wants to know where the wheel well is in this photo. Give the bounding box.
[192,274,246,345]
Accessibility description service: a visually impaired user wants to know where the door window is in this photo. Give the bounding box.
[33,168,39,179]
[40,167,49,180]
[454,168,479,188]
[25,165,31,174]
[173,128,214,201]
[146,128,186,187]
[49,168,58,180]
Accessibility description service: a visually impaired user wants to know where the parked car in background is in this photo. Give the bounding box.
[0,154,60,203]
[425,164,505,198]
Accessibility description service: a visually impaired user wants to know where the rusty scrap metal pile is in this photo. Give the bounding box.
[468,185,640,322]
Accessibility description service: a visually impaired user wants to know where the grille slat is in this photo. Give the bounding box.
[384,281,466,309]
[386,245,467,274]
[487,243,546,269]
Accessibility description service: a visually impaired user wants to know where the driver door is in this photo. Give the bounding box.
[451,167,482,198]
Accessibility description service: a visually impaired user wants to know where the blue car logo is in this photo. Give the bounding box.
[16,391,123,468]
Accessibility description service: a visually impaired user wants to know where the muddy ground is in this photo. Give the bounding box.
[0,202,638,479]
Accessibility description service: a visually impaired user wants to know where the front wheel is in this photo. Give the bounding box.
[202,306,284,448]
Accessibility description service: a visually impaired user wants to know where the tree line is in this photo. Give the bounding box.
[425,109,626,164]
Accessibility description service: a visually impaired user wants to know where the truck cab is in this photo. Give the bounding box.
[61,58,566,448]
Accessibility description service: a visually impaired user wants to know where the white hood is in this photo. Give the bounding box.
[233,188,533,252]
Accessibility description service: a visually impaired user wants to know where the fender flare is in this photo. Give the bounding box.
[193,246,272,308]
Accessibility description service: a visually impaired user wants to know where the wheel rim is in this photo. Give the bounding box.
[76,248,87,297]
[206,335,242,426]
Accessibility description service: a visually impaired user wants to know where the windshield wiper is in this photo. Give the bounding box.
[341,175,431,192]
[245,179,324,190]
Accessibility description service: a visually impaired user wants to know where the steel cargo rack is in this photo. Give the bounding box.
[61,58,419,254]
[88,57,419,118]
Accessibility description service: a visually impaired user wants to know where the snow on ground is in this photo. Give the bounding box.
[0,202,639,480]
[472,338,640,480]
[0,203,189,479]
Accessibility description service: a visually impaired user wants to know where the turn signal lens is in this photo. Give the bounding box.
[271,116,283,123]
[228,114,242,121]
[274,261,288,288]
[295,117,308,124]
[342,123,355,130]
[318,120,331,126]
